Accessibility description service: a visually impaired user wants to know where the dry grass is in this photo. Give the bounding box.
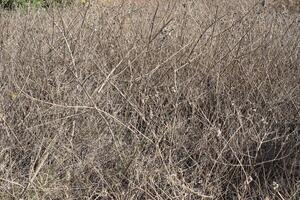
[0,0,299,199]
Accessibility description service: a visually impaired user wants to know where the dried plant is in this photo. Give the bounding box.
[0,0,299,199]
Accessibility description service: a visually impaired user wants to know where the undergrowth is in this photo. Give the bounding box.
[0,0,299,199]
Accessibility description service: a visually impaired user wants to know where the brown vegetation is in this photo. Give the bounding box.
[0,0,299,199]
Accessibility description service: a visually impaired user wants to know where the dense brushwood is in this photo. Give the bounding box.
[0,0,299,199]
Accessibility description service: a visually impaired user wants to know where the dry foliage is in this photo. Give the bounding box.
[0,0,299,199]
